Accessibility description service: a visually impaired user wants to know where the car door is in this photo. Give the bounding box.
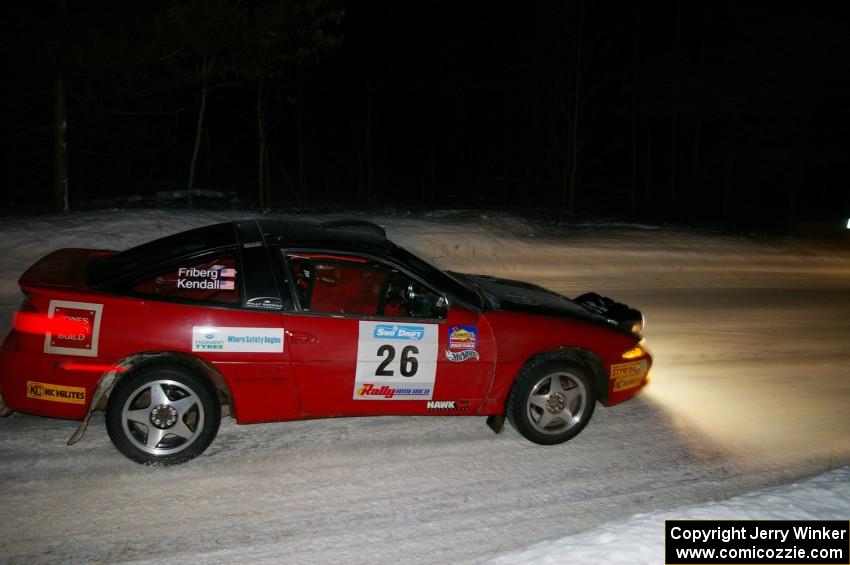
[277,249,495,416]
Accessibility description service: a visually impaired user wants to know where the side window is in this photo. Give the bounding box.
[285,253,446,319]
[130,254,241,305]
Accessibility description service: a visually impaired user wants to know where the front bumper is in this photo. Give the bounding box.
[604,355,652,406]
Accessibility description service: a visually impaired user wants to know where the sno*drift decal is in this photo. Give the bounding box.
[27,381,86,404]
[445,325,479,362]
[43,300,103,358]
[610,359,648,392]
[192,327,284,353]
[355,321,438,400]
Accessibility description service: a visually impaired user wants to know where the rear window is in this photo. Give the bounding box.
[89,223,236,286]
[130,254,241,305]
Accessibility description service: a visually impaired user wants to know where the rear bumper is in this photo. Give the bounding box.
[0,331,92,420]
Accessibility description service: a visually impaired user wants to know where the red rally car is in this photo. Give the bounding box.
[0,219,651,464]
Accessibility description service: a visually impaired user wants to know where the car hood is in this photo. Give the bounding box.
[460,273,642,335]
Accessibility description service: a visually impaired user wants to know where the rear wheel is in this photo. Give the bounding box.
[507,357,596,445]
[106,364,220,465]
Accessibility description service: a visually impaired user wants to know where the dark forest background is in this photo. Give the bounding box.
[2,1,849,231]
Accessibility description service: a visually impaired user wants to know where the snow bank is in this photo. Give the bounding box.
[490,465,850,564]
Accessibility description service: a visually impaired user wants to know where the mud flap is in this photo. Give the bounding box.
[486,414,505,434]
[0,393,12,417]
[67,370,120,446]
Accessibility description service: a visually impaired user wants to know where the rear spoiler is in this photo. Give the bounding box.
[19,248,113,292]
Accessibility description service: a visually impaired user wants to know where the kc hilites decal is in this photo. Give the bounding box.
[192,327,284,353]
[445,325,479,362]
[27,381,86,405]
[354,321,438,400]
[610,359,649,392]
[43,300,104,357]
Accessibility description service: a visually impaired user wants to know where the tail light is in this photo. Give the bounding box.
[13,298,91,337]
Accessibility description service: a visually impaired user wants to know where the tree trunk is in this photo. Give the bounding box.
[297,62,305,202]
[567,0,583,215]
[54,75,69,213]
[722,116,736,223]
[689,112,703,224]
[53,0,69,213]
[257,75,269,211]
[187,55,211,208]
[669,3,682,222]
[630,0,639,218]
[366,90,373,209]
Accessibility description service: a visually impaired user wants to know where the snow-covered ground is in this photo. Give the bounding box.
[1,209,849,564]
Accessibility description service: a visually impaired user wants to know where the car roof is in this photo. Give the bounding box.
[241,219,390,254]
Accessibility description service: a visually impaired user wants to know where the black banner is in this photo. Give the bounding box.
[665,520,849,564]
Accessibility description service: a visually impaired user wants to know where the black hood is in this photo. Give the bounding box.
[458,273,642,335]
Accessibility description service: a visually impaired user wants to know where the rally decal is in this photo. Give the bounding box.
[27,381,86,405]
[192,327,284,353]
[610,359,649,392]
[445,325,479,362]
[44,300,104,358]
[354,321,438,400]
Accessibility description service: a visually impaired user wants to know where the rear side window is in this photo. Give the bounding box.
[130,254,241,305]
[90,223,235,286]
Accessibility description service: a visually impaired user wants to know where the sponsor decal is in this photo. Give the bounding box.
[448,326,477,350]
[176,265,237,291]
[245,296,283,310]
[426,400,470,411]
[610,359,649,392]
[192,327,284,353]
[356,383,434,399]
[355,321,438,400]
[372,324,425,340]
[27,381,86,405]
[44,300,103,357]
[445,349,479,363]
[445,325,479,362]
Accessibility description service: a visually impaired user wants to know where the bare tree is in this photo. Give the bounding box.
[231,0,342,211]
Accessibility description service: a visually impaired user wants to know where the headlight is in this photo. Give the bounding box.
[630,313,645,336]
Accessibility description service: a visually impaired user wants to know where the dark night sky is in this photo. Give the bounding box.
[2,1,849,230]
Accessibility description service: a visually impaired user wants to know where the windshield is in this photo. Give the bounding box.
[389,244,485,309]
[89,222,236,286]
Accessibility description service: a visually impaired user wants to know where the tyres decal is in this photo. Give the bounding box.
[354,321,438,400]
[191,327,284,352]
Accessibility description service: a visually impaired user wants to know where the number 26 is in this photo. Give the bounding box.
[375,345,419,377]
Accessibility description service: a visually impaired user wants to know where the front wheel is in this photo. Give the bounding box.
[106,364,220,465]
[507,358,596,445]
